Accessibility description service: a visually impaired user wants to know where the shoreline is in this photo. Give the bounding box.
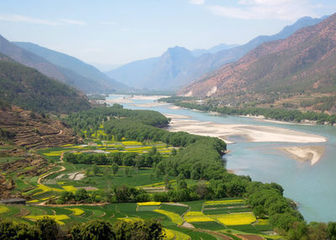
[166,116,327,144]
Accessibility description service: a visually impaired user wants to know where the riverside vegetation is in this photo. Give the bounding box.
[1,104,336,240]
[160,96,336,125]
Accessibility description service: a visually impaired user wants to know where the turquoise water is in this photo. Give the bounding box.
[107,95,336,222]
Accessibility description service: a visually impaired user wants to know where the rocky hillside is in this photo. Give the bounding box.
[0,106,79,149]
[181,14,336,106]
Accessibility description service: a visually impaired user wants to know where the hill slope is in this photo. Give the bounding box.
[14,42,127,91]
[108,16,324,91]
[181,14,336,111]
[0,57,90,113]
[0,35,124,93]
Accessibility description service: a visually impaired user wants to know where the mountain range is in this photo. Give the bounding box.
[107,16,325,91]
[0,35,126,93]
[181,13,336,103]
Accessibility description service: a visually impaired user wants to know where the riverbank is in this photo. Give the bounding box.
[166,114,327,144]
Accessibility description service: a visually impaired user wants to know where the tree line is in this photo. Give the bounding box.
[0,217,164,240]
[160,97,336,125]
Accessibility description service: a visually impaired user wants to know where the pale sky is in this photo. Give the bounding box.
[0,0,335,69]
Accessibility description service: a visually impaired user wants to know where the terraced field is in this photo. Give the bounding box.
[0,199,279,239]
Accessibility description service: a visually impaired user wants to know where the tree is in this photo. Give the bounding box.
[112,163,119,175]
[36,217,59,240]
[328,222,336,240]
[0,220,40,240]
[71,220,115,240]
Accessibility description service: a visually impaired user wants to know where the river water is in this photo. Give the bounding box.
[106,94,336,222]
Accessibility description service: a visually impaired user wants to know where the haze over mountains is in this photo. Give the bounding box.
[181,13,336,102]
[0,35,126,93]
[107,16,325,91]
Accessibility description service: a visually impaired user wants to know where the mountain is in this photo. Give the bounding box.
[181,13,336,102]
[0,55,90,113]
[0,35,125,93]
[107,16,324,91]
[191,43,239,57]
[107,46,196,90]
[14,42,127,91]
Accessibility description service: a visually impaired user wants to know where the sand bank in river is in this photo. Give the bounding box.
[166,116,327,144]
[280,146,326,165]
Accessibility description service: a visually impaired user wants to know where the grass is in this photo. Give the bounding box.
[204,199,245,206]
[160,204,188,215]
[191,221,226,231]
[213,212,257,226]
[154,209,184,225]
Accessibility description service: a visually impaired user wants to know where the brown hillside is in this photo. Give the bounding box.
[181,13,336,100]
[0,106,80,149]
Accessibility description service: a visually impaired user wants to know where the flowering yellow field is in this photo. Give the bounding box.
[62,185,77,193]
[204,199,245,205]
[154,209,183,225]
[118,217,144,223]
[66,208,84,216]
[214,212,256,226]
[163,229,190,240]
[0,205,9,214]
[43,150,64,157]
[137,202,161,206]
[24,215,69,225]
[122,141,143,146]
[184,211,214,223]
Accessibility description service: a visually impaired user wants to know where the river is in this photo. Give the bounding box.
[106,94,336,222]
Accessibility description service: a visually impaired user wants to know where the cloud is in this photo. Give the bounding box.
[0,14,86,26]
[208,0,318,20]
[60,18,86,26]
[189,0,205,5]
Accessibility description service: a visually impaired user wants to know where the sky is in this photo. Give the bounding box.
[0,0,335,70]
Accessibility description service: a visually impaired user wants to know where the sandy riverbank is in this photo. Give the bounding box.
[280,146,326,165]
[166,115,327,144]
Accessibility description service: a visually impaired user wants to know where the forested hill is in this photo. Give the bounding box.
[0,57,90,113]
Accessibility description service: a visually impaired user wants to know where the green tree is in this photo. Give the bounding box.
[36,217,59,240]
[112,163,119,175]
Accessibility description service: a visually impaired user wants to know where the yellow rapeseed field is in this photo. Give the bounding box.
[204,199,245,205]
[118,217,144,223]
[24,215,69,225]
[137,202,161,206]
[184,211,214,223]
[154,209,183,225]
[214,212,256,226]
[62,185,77,193]
[0,205,9,214]
[43,151,64,157]
[163,229,190,240]
[66,208,84,216]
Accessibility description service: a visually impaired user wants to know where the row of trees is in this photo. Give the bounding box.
[160,97,336,124]
[0,217,164,240]
[65,104,170,137]
[63,149,163,168]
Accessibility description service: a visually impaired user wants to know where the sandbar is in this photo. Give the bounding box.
[166,116,327,144]
[280,146,326,165]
